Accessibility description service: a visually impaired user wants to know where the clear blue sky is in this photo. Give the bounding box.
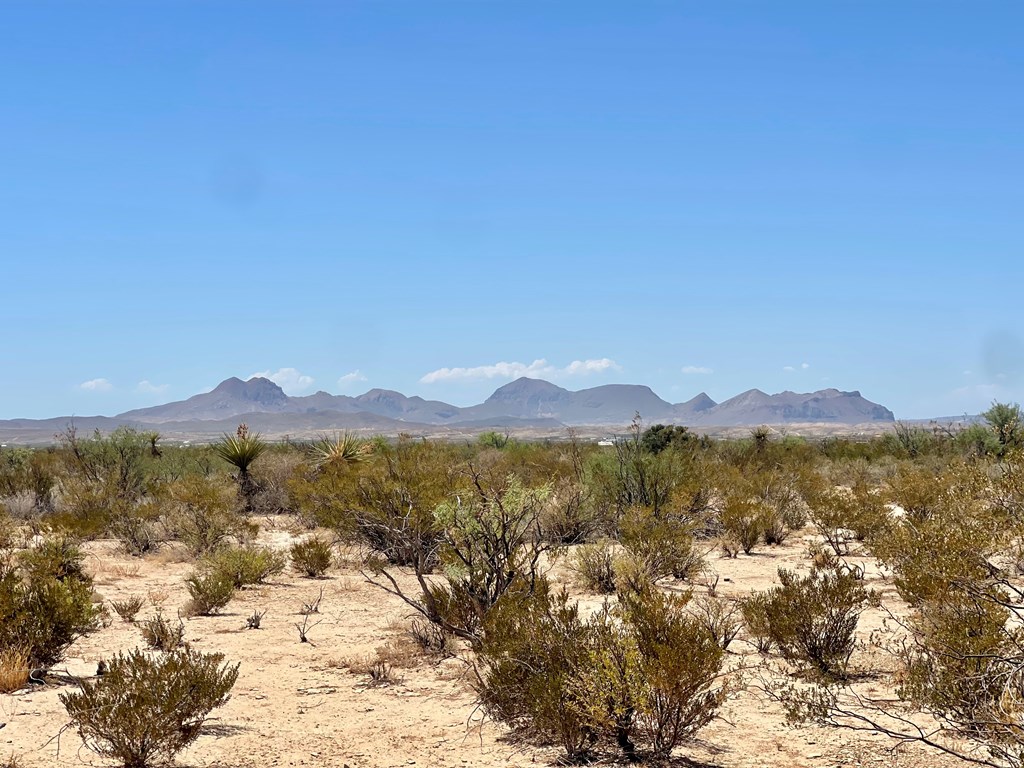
[2,1,1021,420]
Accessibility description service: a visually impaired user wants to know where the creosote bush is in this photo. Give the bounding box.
[477,580,727,762]
[184,571,235,616]
[140,609,185,651]
[290,535,333,578]
[0,536,100,668]
[747,563,868,679]
[198,545,286,589]
[162,475,255,557]
[61,647,239,768]
[568,541,618,594]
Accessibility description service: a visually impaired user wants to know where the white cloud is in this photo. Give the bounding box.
[801,362,810,369]
[338,370,368,387]
[783,366,795,372]
[681,365,713,375]
[420,358,622,384]
[783,363,811,373]
[250,367,315,394]
[80,378,112,392]
[136,380,169,395]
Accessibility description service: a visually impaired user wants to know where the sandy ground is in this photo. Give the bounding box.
[1,520,967,768]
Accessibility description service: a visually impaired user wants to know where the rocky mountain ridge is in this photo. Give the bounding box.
[0,377,895,444]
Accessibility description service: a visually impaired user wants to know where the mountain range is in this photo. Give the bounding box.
[0,376,895,444]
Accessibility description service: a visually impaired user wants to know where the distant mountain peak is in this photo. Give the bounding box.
[211,376,288,404]
[486,377,570,402]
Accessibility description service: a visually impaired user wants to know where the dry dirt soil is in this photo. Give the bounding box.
[0,520,971,768]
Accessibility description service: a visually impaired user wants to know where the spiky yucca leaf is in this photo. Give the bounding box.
[214,424,267,475]
[309,432,370,469]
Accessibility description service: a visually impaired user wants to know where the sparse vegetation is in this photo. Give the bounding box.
[110,596,145,623]
[4,417,1024,766]
[140,609,185,651]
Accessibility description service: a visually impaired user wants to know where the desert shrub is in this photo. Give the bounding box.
[60,647,239,768]
[537,437,599,544]
[477,582,599,761]
[184,571,235,616]
[0,506,18,551]
[620,585,728,759]
[110,596,145,623]
[478,580,728,763]
[568,541,618,594]
[690,595,741,651]
[140,609,185,651]
[408,619,457,659]
[366,469,554,642]
[48,426,160,538]
[871,469,1003,606]
[802,476,886,556]
[1,446,58,515]
[618,505,703,584]
[740,592,775,653]
[18,534,88,583]
[289,535,333,578]
[761,512,787,545]
[346,438,455,570]
[162,475,255,557]
[899,587,1017,731]
[247,446,303,515]
[753,564,868,678]
[108,505,164,557]
[744,468,808,544]
[1,492,38,524]
[587,417,688,520]
[197,545,285,589]
[0,539,100,667]
[720,496,764,555]
[0,646,30,693]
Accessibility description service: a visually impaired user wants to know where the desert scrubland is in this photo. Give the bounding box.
[2,413,1022,768]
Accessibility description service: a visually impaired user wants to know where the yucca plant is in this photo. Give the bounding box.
[214,424,266,511]
[309,432,369,470]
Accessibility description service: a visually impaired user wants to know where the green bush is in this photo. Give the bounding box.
[60,647,239,768]
[108,505,164,557]
[621,585,728,759]
[18,534,88,583]
[477,581,728,762]
[568,542,618,594]
[690,595,741,651]
[720,496,764,555]
[740,591,775,653]
[198,545,286,589]
[0,537,100,667]
[184,571,235,616]
[618,506,703,585]
[162,476,255,557]
[477,581,598,761]
[140,610,185,651]
[750,564,868,679]
[289,536,333,578]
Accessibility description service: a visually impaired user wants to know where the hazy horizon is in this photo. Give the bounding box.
[2,2,1021,420]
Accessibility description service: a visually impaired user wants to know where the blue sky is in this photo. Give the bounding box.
[1,1,1021,420]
